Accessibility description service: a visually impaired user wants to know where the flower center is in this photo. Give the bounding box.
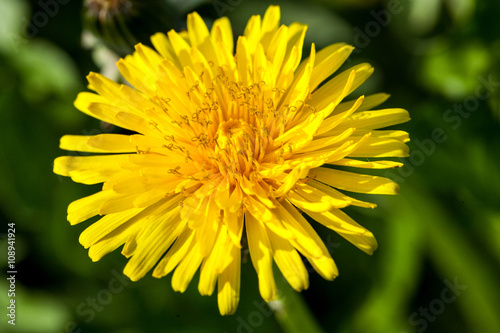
[212,119,259,178]
[217,119,253,151]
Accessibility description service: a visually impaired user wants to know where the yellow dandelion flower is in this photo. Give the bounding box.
[54,5,410,315]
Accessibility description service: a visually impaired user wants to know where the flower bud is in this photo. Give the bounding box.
[83,0,180,56]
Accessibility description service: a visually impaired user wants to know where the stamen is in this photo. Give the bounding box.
[185,151,193,163]
[171,120,183,127]
[164,135,176,142]
[168,166,182,175]
[136,146,151,154]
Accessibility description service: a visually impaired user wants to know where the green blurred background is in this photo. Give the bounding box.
[1,0,499,332]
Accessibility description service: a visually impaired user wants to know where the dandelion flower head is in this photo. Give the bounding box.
[54,5,410,315]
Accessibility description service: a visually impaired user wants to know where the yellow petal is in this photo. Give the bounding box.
[151,32,181,64]
[306,254,338,281]
[114,111,156,136]
[268,230,309,291]
[287,191,334,213]
[120,197,182,259]
[195,195,221,256]
[98,193,140,215]
[181,189,211,229]
[59,134,134,156]
[167,29,193,69]
[109,174,178,195]
[133,43,163,80]
[260,5,281,48]
[277,200,326,259]
[211,16,234,54]
[236,37,252,86]
[239,175,256,195]
[214,177,230,209]
[298,127,356,153]
[84,102,143,134]
[284,23,307,73]
[309,167,400,195]
[272,164,309,197]
[355,129,410,142]
[89,134,137,152]
[266,25,288,76]
[59,135,106,153]
[86,71,122,101]
[282,44,315,118]
[253,181,275,209]
[85,202,170,261]
[276,44,298,90]
[227,184,243,213]
[199,224,230,296]
[280,200,338,279]
[74,96,119,126]
[171,242,204,293]
[217,241,241,315]
[323,134,372,164]
[123,206,185,281]
[253,42,273,85]
[54,151,128,174]
[315,96,364,136]
[152,228,194,278]
[67,191,115,225]
[335,93,390,113]
[337,108,410,130]
[330,158,403,169]
[347,137,410,158]
[116,58,156,96]
[310,43,354,91]
[312,63,373,111]
[308,180,376,209]
[290,133,370,167]
[293,183,351,209]
[243,15,261,52]
[88,231,134,262]
[79,208,142,248]
[133,188,168,208]
[245,213,277,302]
[307,209,378,255]
[224,210,244,247]
[187,12,210,47]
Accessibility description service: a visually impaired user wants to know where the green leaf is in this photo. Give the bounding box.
[0,0,29,54]
[11,39,81,101]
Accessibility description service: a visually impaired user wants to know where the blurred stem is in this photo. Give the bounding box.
[272,277,324,333]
